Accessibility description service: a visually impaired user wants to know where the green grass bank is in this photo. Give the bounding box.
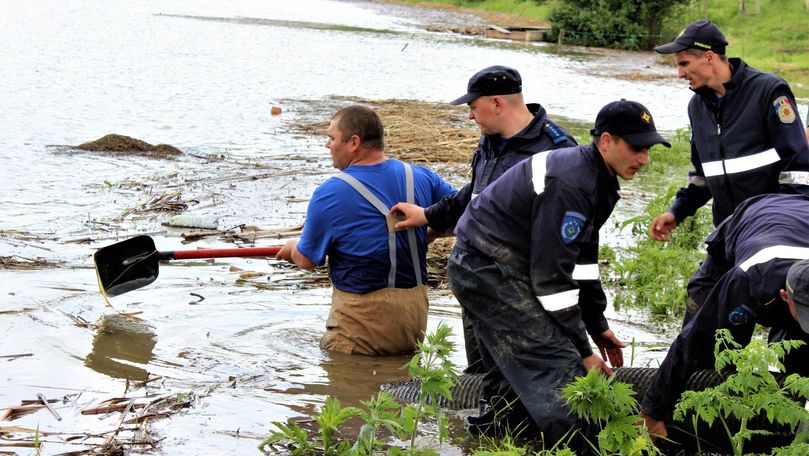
[392,0,809,96]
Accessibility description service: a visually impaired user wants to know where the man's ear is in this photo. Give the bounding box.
[491,95,504,112]
[348,134,361,151]
[597,132,612,150]
[781,288,800,322]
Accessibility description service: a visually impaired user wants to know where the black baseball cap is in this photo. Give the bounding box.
[450,65,522,105]
[786,258,809,333]
[655,20,728,55]
[590,99,671,148]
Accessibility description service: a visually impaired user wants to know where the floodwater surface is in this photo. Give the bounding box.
[0,0,743,453]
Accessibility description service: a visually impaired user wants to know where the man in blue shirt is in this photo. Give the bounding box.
[277,105,456,355]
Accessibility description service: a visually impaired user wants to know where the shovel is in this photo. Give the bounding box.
[93,235,282,297]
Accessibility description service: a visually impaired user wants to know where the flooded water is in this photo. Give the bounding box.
[0,0,779,453]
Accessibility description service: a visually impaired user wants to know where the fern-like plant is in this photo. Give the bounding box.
[674,329,809,456]
[562,368,661,456]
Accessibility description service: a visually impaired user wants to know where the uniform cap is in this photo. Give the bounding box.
[655,20,728,55]
[786,258,809,333]
[450,65,522,105]
[590,99,671,148]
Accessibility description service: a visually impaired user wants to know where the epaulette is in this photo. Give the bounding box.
[543,122,569,144]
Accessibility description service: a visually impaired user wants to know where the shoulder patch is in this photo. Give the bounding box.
[773,96,796,124]
[561,211,587,244]
[728,305,754,326]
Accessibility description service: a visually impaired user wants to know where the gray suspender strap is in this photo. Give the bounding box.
[334,172,398,288]
[334,163,423,288]
[403,164,422,286]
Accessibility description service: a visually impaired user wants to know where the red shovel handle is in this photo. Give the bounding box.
[162,246,282,260]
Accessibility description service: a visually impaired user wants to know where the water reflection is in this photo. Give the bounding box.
[285,351,411,407]
[84,314,156,381]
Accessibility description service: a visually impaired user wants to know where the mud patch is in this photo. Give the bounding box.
[78,134,182,158]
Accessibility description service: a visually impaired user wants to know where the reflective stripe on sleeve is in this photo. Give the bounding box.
[739,245,809,272]
[702,149,779,177]
[531,151,552,195]
[572,263,599,281]
[538,289,579,312]
[779,171,809,186]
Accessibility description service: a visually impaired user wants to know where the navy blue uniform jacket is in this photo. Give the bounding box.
[455,143,619,357]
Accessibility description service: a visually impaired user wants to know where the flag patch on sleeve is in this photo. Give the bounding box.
[773,96,796,124]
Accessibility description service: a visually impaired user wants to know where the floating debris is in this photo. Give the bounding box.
[77,134,182,158]
[114,191,191,221]
[0,256,61,270]
[164,214,220,230]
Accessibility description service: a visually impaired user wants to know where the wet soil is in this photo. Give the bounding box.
[78,134,183,158]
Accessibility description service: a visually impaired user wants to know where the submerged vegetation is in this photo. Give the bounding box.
[263,326,809,454]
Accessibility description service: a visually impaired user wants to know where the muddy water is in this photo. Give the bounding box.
[0,0,719,453]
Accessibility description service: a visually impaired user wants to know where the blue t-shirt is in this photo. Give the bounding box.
[296,159,456,294]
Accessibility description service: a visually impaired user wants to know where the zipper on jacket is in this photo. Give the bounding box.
[715,105,736,210]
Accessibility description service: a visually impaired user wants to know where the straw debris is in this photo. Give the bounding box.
[284,97,479,163]
[427,237,455,287]
[114,191,191,221]
[0,256,62,270]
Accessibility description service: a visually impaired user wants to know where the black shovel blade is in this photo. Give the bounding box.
[94,235,161,297]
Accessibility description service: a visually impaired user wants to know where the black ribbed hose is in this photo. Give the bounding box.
[380,367,800,454]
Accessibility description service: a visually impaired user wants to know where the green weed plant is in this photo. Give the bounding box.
[562,368,661,456]
[609,182,711,317]
[674,329,809,456]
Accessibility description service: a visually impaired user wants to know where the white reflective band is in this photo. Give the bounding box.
[471,193,479,200]
[739,245,809,272]
[531,151,552,195]
[538,289,579,312]
[702,149,779,177]
[779,171,809,186]
[572,263,599,281]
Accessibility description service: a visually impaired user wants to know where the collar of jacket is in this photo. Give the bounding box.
[587,140,621,192]
[692,57,747,105]
[482,103,549,152]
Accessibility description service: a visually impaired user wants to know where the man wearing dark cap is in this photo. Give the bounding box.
[649,20,809,248]
[446,100,669,447]
[641,193,809,442]
[391,65,576,373]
